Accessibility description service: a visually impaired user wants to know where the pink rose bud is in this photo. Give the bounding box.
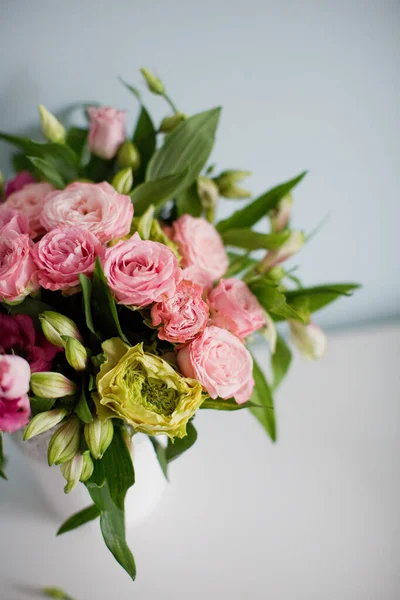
[0,206,30,235]
[102,232,181,307]
[0,355,31,433]
[40,182,133,244]
[270,194,293,233]
[151,279,209,344]
[87,106,126,160]
[177,325,254,404]
[208,278,265,340]
[5,171,35,198]
[5,182,55,238]
[0,230,38,303]
[171,215,229,288]
[33,226,105,292]
[258,230,304,272]
[289,321,327,360]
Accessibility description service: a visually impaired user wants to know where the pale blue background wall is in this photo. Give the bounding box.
[1,0,399,330]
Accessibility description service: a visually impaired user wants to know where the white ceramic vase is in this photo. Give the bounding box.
[13,431,167,525]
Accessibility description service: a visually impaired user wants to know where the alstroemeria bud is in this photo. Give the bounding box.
[30,372,77,399]
[84,417,114,460]
[117,141,141,171]
[270,194,293,233]
[257,231,304,273]
[62,336,88,372]
[38,105,66,144]
[60,454,83,493]
[112,167,133,195]
[198,176,219,222]
[80,450,94,482]
[48,416,81,466]
[159,112,187,133]
[39,311,82,348]
[289,321,327,360]
[140,67,165,95]
[214,170,252,199]
[23,408,68,441]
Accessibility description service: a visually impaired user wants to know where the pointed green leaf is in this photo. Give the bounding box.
[131,169,188,216]
[226,252,258,278]
[27,156,65,188]
[66,127,88,162]
[119,77,142,103]
[221,228,290,251]
[0,434,7,480]
[249,278,308,323]
[78,274,97,337]
[75,388,93,424]
[249,356,276,441]
[146,108,221,192]
[216,171,307,233]
[271,336,292,390]
[29,395,56,416]
[91,259,129,343]
[284,283,360,314]
[176,181,203,217]
[102,428,135,511]
[87,459,106,488]
[57,504,101,536]
[132,106,156,184]
[166,421,198,463]
[149,437,168,479]
[200,398,261,411]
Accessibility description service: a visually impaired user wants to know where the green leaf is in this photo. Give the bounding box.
[78,274,97,336]
[226,252,258,278]
[131,169,188,216]
[4,296,53,326]
[86,481,136,581]
[149,437,168,479]
[119,77,142,103]
[84,155,113,183]
[216,171,307,233]
[249,278,308,323]
[200,397,260,411]
[91,259,129,343]
[0,434,7,480]
[12,152,36,174]
[0,133,78,180]
[42,587,75,599]
[166,421,198,463]
[271,336,292,390]
[66,126,88,161]
[221,228,290,251]
[284,283,360,314]
[132,106,156,184]
[87,459,106,488]
[102,427,135,511]
[249,356,276,441]
[75,388,93,424]
[27,156,65,188]
[29,395,56,415]
[176,181,203,217]
[146,108,221,193]
[57,504,101,536]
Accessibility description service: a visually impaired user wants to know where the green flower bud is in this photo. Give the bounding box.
[214,170,252,199]
[117,141,141,171]
[137,205,155,240]
[60,454,83,493]
[39,311,82,348]
[23,408,69,441]
[80,450,94,482]
[268,266,285,281]
[84,417,114,460]
[198,176,219,222]
[112,167,133,195]
[62,336,88,372]
[159,112,187,133]
[140,67,165,95]
[38,105,66,144]
[30,372,77,399]
[48,416,81,466]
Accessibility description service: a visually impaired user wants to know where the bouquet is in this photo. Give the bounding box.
[0,67,358,582]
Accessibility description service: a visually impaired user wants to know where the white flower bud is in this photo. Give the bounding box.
[39,311,82,348]
[60,454,83,494]
[214,170,252,199]
[48,416,81,466]
[62,336,88,372]
[23,408,69,441]
[270,194,293,233]
[258,231,304,272]
[80,450,94,482]
[30,372,77,399]
[84,417,114,460]
[38,105,66,144]
[289,321,327,360]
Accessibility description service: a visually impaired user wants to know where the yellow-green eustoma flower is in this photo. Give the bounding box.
[94,339,203,439]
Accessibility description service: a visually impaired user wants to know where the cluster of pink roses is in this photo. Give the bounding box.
[0,167,266,407]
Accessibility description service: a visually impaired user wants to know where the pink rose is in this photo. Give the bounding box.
[151,280,209,344]
[103,232,181,307]
[171,215,229,288]
[208,278,265,339]
[0,230,38,303]
[5,182,55,238]
[88,106,126,160]
[5,171,35,198]
[33,226,105,292]
[40,182,133,244]
[0,206,30,235]
[177,325,254,404]
[0,355,31,433]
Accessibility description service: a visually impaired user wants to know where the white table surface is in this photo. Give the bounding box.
[1,323,399,600]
